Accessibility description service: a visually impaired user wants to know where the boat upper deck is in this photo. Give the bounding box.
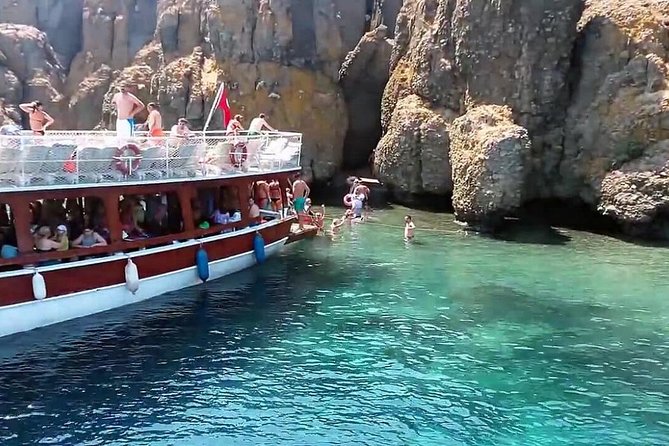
[0,130,302,193]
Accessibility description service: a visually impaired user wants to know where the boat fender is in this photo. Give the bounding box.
[343,194,354,207]
[125,258,140,294]
[32,271,47,300]
[253,232,266,264]
[196,247,210,282]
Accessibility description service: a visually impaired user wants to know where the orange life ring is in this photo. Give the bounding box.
[114,144,142,175]
[229,142,248,167]
[63,149,78,173]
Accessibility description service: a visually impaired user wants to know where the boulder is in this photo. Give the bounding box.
[449,105,531,229]
[374,94,454,198]
[0,24,67,127]
[380,0,582,196]
[0,0,84,68]
[562,0,669,209]
[600,152,669,238]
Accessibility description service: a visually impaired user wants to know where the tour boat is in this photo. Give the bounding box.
[0,130,314,338]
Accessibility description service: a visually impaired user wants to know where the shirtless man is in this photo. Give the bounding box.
[111,85,145,138]
[146,103,163,137]
[248,113,276,133]
[290,173,310,229]
[19,101,54,135]
[248,197,261,226]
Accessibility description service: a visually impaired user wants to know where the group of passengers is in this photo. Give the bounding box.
[15,85,277,141]
[29,200,109,257]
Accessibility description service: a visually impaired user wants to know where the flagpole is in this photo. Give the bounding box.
[203,82,225,133]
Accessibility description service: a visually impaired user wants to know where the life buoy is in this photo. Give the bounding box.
[343,194,354,207]
[229,142,248,167]
[115,144,142,175]
[63,149,78,173]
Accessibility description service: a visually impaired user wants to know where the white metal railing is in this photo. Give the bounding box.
[0,131,302,189]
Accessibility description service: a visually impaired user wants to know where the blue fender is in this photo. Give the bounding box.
[253,232,266,264]
[196,247,210,282]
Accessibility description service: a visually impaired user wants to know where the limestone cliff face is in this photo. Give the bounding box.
[0,0,375,180]
[375,0,669,237]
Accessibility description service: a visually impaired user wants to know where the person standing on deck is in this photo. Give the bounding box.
[19,101,54,135]
[248,113,276,133]
[290,173,310,229]
[146,103,164,137]
[226,114,244,135]
[111,85,145,138]
[248,197,261,226]
[170,118,193,138]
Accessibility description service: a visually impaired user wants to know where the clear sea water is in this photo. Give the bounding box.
[0,206,668,445]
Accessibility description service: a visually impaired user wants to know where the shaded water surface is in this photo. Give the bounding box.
[0,207,668,445]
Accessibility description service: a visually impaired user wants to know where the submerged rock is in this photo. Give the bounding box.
[450,105,531,230]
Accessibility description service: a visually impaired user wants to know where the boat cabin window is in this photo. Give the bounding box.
[119,192,183,239]
[28,196,109,256]
[0,203,17,261]
[191,185,242,229]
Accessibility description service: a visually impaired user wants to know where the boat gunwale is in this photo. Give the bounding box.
[0,236,289,311]
[0,217,291,279]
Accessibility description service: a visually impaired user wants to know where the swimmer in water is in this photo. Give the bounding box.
[404,215,415,240]
[331,217,345,232]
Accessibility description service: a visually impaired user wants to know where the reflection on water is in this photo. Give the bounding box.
[0,207,668,445]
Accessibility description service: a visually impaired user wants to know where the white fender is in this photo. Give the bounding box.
[32,271,47,300]
[125,258,140,294]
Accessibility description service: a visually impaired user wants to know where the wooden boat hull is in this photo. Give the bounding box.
[0,219,292,338]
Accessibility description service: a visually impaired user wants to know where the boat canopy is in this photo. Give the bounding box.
[0,130,302,192]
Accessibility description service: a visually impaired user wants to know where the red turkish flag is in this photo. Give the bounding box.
[217,85,232,128]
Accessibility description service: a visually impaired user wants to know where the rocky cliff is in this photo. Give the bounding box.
[0,0,398,180]
[2,0,669,239]
[375,0,669,238]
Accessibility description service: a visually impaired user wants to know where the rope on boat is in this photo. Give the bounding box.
[362,220,457,234]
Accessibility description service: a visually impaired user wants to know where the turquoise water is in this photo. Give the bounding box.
[0,206,668,445]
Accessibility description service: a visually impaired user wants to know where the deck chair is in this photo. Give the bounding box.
[136,145,167,181]
[0,146,23,186]
[42,144,78,185]
[18,145,50,185]
[278,139,301,169]
[258,138,289,171]
[166,144,200,178]
[77,147,124,183]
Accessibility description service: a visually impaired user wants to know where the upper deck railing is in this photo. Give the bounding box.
[0,130,302,191]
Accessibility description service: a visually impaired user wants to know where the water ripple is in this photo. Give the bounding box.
[1,209,669,445]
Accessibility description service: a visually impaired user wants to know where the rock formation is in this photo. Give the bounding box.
[450,105,530,229]
[2,0,669,239]
[374,0,669,238]
[0,0,380,180]
[339,25,393,168]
